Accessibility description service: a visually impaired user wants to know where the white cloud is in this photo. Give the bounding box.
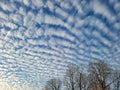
[34,10,45,23]
[114,22,120,30]
[114,2,120,11]
[19,7,27,16]
[0,2,12,11]
[0,12,8,20]
[60,0,71,10]
[31,0,44,8]
[75,17,85,28]
[23,12,35,26]
[55,7,68,19]
[5,22,17,29]
[46,1,54,12]
[22,0,30,6]
[67,15,74,24]
[10,14,22,24]
[92,0,116,22]
[72,0,83,14]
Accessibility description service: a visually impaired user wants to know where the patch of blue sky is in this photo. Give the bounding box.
[42,7,54,15]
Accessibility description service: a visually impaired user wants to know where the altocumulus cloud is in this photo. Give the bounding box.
[0,0,120,90]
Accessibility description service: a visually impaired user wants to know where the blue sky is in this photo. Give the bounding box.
[0,0,120,89]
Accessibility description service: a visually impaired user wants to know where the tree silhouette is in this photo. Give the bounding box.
[42,60,120,90]
[44,78,62,90]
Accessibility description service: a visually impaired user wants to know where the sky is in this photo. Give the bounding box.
[0,0,120,90]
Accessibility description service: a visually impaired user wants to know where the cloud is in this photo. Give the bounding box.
[0,78,33,90]
[0,0,120,89]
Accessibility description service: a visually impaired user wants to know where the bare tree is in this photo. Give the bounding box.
[42,61,120,90]
[112,69,120,90]
[64,64,88,90]
[88,60,113,90]
[75,66,88,90]
[64,64,76,90]
[44,78,62,90]
[42,85,49,90]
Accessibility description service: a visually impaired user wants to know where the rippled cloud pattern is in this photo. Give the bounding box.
[0,0,120,89]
